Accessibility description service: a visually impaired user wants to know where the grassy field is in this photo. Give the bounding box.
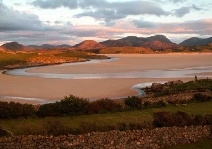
[0,101,212,135]
[171,79,212,91]
[0,52,37,69]
[0,51,106,70]
[165,139,212,149]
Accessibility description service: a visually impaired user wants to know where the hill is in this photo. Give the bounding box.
[180,37,212,46]
[1,42,34,51]
[101,35,178,50]
[99,47,153,54]
[28,44,72,49]
[74,40,105,50]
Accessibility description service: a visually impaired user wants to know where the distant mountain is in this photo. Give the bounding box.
[146,35,172,43]
[56,44,72,48]
[28,44,72,49]
[1,42,33,51]
[141,41,178,50]
[74,40,105,50]
[101,35,178,50]
[180,37,212,46]
[101,39,132,47]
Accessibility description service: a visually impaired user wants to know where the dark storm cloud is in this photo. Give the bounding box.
[76,0,169,25]
[78,0,109,8]
[78,0,169,16]
[174,5,202,17]
[133,19,157,28]
[0,1,53,31]
[32,0,169,23]
[172,0,185,3]
[0,31,72,45]
[75,9,126,22]
[31,0,78,9]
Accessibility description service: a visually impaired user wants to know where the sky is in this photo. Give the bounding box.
[0,0,212,46]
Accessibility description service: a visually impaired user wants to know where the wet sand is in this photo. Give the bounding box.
[0,53,211,104]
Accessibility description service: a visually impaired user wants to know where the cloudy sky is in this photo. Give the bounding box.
[0,0,212,45]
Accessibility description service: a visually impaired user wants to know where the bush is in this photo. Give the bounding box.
[193,93,211,102]
[153,111,174,127]
[59,95,90,116]
[0,127,9,137]
[205,115,212,125]
[174,111,193,127]
[88,98,121,113]
[37,95,90,117]
[194,115,207,126]
[153,111,212,128]
[0,101,35,119]
[37,103,60,117]
[124,96,142,109]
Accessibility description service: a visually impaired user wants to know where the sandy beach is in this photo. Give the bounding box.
[0,53,211,104]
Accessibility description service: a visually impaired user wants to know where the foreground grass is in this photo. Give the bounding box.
[164,139,212,149]
[0,101,212,136]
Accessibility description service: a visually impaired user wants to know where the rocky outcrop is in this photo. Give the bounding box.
[143,80,183,93]
[0,126,211,149]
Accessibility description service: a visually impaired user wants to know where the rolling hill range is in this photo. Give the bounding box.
[100,35,178,50]
[28,44,72,49]
[180,37,212,46]
[1,35,212,53]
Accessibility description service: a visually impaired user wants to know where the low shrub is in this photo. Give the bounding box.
[153,111,212,127]
[153,111,174,127]
[59,95,90,116]
[194,115,207,126]
[174,111,193,127]
[124,96,142,109]
[37,103,60,117]
[0,127,9,137]
[37,95,90,117]
[88,98,122,113]
[0,101,35,119]
[193,93,211,102]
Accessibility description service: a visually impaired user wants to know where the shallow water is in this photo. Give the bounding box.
[2,57,212,103]
[5,58,212,79]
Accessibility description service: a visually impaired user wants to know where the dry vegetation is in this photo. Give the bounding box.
[0,49,107,70]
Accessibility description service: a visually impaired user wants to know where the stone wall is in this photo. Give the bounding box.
[0,126,211,149]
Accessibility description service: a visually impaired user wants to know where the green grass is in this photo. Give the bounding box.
[164,139,212,149]
[0,51,106,70]
[1,101,212,135]
[0,52,37,69]
[170,79,212,92]
[54,50,106,59]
